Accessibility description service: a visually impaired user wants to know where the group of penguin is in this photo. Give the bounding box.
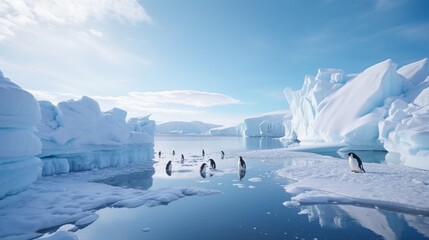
[161,149,247,179]
[161,150,366,179]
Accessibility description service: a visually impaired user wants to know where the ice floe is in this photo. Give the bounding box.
[241,149,429,215]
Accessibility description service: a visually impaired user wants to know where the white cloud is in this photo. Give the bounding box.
[374,0,405,11]
[0,0,152,40]
[396,23,429,42]
[30,89,243,120]
[89,29,103,38]
[125,90,243,107]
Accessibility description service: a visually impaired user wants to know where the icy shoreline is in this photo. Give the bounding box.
[241,149,429,215]
[0,162,219,240]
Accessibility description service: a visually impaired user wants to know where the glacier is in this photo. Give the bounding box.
[285,58,429,170]
[0,71,42,199]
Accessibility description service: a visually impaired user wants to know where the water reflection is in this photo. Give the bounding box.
[243,137,286,150]
[298,204,429,240]
[94,169,155,190]
[238,168,246,181]
[404,215,429,238]
[165,161,172,176]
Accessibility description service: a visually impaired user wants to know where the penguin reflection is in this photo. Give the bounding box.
[238,156,246,181]
[200,163,207,178]
[165,161,172,176]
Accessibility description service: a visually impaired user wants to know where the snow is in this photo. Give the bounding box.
[243,113,288,137]
[241,149,429,215]
[209,124,244,136]
[210,112,291,137]
[156,121,221,135]
[0,162,219,240]
[285,59,407,147]
[0,70,42,199]
[37,96,156,176]
[285,58,429,170]
[378,59,429,170]
[398,58,429,85]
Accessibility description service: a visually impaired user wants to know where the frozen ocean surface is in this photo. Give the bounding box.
[0,136,428,239]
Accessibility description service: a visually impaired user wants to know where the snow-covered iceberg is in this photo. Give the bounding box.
[285,58,429,170]
[285,59,408,147]
[0,71,42,199]
[210,112,290,137]
[379,58,429,170]
[37,97,156,176]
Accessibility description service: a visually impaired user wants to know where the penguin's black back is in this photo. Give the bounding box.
[209,159,216,169]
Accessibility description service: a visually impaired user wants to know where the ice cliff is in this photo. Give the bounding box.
[379,58,429,170]
[37,97,155,176]
[156,121,221,135]
[210,112,290,138]
[285,58,429,170]
[0,71,42,199]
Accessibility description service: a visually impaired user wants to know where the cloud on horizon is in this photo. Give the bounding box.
[30,89,243,119]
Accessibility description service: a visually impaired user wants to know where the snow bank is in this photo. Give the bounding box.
[210,112,291,137]
[37,97,156,176]
[0,71,42,199]
[241,150,429,214]
[0,162,219,239]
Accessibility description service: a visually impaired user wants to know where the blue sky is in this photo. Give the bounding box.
[1,0,428,126]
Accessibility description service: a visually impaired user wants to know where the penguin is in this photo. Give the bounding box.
[158,151,161,158]
[209,158,216,170]
[347,152,365,173]
[181,154,185,164]
[172,150,175,156]
[200,163,207,178]
[165,161,172,176]
[202,149,205,157]
[221,151,225,159]
[238,156,246,171]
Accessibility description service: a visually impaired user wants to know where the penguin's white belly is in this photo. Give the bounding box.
[349,157,360,172]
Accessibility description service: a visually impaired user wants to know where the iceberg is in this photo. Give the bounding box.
[209,124,244,136]
[285,58,429,170]
[285,60,408,147]
[379,58,429,170]
[243,113,289,137]
[155,121,221,135]
[0,71,42,199]
[37,97,156,175]
[210,112,291,137]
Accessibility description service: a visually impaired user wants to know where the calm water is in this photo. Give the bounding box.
[75,136,429,240]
